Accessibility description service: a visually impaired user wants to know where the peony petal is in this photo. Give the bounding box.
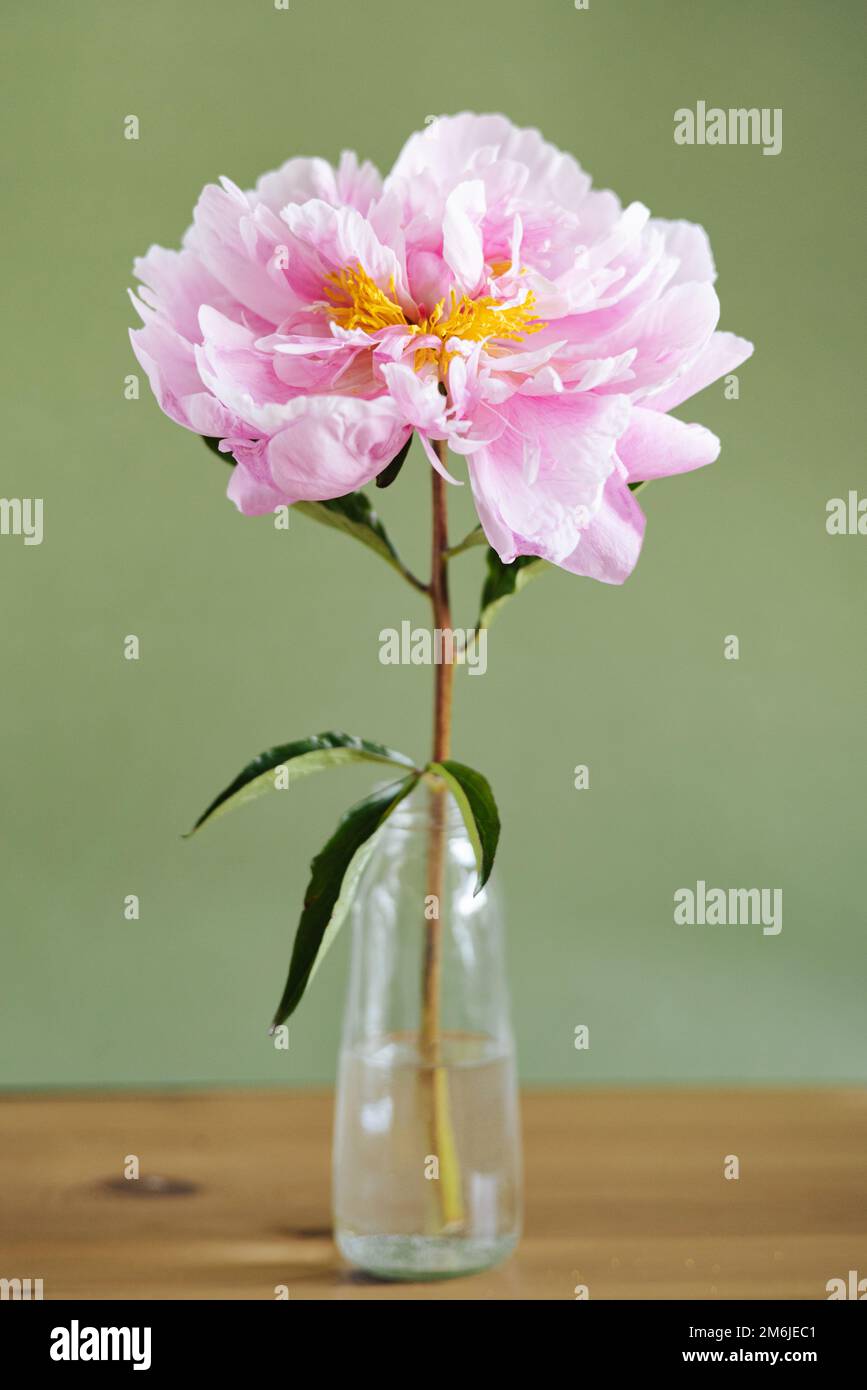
[264,396,408,503]
[194,307,300,431]
[129,300,242,438]
[251,151,382,218]
[595,282,721,397]
[133,244,245,344]
[186,182,297,324]
[617,407,720,481]
[442,179,486,294]
[417,430,465,485]
[278,199,409,307]
[227,462,286,517]
[652,219,716,285]
[381,362,447,432]
[580,201,650,271]
[467,392,629,565]
[389,113,593,212]
[644,331,754,413]
[560,475,646,585]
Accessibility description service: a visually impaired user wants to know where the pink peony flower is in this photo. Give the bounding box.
[130,113,752,584]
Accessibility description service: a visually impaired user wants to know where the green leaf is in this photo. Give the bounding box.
[446,524,487,559]
[293,492,424,587]
[477,547,548,630]
[628,480,648,494]
[187,731,417,835]
[201,436,424,591]
[425,760,500,894]
[292,492,397,568]
[271,775,419,1025]
[375,433,413,489]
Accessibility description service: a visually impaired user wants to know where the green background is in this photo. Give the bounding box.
[1,0,863,1088]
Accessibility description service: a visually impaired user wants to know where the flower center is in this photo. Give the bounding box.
[322,262,545,372]
[323,265,408,334]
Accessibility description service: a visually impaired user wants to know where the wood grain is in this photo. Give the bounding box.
[0,1089,864,1300]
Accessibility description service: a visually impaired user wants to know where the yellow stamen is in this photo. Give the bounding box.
[413,288,543,371]
[323,265,407,334]
[321,261,545,374]
[419,288,542,345]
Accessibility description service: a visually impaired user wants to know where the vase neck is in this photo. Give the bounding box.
[384,784,467,838]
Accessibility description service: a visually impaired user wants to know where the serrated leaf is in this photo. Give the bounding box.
[271,775,419,1025]
[477,547,547,630]
[425,760,500,894]
[188,731,417,835]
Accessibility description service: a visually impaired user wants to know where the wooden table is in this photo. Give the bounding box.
[1,1089,864,1300]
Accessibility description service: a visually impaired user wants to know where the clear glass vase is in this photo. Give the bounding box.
[332,782,522,1280]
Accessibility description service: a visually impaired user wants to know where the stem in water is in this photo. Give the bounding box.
[420,444,463,1229]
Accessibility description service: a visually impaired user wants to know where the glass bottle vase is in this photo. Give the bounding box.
[332,783,522,1280]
